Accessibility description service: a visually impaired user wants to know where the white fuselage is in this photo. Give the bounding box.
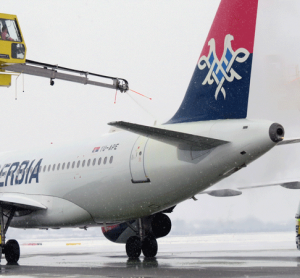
[0,119,276,229]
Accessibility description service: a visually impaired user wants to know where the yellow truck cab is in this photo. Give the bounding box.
[0,13,26,87]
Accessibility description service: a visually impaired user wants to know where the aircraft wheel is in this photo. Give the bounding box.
[5,239,20,263]
[126,236,141,258]
[142,235,158,258]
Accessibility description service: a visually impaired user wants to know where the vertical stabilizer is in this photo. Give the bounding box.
[168,0,259,124]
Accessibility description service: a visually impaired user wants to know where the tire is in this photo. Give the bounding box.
[5,239,20,264]
[126,236,141,258]
[142,235,158,258]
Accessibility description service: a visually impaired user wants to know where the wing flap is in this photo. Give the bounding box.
[0,193,47,210]
[108,121,229,150]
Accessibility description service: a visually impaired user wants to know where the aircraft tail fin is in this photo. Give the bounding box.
[167,0,259,124]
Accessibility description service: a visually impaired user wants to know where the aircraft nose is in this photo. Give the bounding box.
[269,123,284,143]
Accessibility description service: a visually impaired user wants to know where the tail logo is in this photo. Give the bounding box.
[198,34,250,100]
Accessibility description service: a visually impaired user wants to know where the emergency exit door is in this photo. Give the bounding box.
[130,136,150,183]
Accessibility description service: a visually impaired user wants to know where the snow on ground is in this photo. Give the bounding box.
[2,232,298,268]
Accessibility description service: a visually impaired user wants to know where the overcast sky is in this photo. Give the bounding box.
[3,0,300,232]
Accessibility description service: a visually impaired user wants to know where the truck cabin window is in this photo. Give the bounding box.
[0,19,22,42]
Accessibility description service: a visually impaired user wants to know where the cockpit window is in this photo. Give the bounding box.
[0,19,22,42]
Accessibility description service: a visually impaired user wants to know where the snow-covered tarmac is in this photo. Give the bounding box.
[1,232,300,277]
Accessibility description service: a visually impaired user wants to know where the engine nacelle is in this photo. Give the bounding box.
[102,213,172,243]
[151,213,171,239]
[102,221,137,244]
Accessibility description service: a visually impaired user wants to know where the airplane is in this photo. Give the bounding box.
[0,0,299,264]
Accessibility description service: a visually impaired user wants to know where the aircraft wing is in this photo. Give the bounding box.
[108,121,229,150]
[237,181,300,190]
[200,181,300,197]
[0,193,47,210]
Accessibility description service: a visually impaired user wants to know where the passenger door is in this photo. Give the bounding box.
[130,136,150,183]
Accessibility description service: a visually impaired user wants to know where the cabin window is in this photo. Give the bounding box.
[87,159,90,166]
[92,158,96,166]
[0,19,22,42]
[11,43,25,59]
[82,160,85,167]
[48,165,51,172]
[62,163,65,170]
[77,161,80,168]
[72,161,75,168]
[109,156,113,164]
[104,157,107,165]
[67,162,70,169]
[43,165,46,172]
[57,163,60,170]
[98,158,102,165]
[52,164,56,171]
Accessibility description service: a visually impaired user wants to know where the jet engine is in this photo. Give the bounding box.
[102,221,137,244]
[102,213,172,243]
[151,213,171,238]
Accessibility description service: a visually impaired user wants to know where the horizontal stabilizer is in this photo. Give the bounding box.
[108,121,229,150]
[199,189,242,197]
[277,139,300,146]
[0,193,47,210]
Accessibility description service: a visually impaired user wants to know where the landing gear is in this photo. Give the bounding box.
[142,235,157,257]
[4,240,20,264]
[126,236,141,258]
[126,235,158,258]
[125,213,170,258]
[0,207,19,264]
